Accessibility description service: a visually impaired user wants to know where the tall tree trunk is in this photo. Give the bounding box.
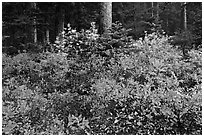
[58,6,65,40]
[151,2,154,17]
[166,17,169,31]
[31,2,37,43]
[180,2,187,30]
[180,2,188,57]
[43,12,50,45]
[119,2,125,25]
[133,3,137,30]
[99,2,112,35]
[46,29,50,44]
[144,2,147,10]
[156,2,159,23]
[183,2,187,30]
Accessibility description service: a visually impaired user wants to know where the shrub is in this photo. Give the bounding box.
[2,23,202,135]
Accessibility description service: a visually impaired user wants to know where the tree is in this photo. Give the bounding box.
[30,2,38,43]
[151,2,154,17]
[180,2,187,30]
[183,2,187,30]
[159,2,181,35]
[99,2,112,35]
[57,4,65,41]
[155,2,160,23]
[2,2,201,54]
[187,2,202,47]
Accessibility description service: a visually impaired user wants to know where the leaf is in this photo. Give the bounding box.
[146,114,152,119]
[137,121,142,126]
[128,115,134,120]
[114,119,119,124]
[3,120,17,134]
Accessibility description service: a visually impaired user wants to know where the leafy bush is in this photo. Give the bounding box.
[89,31,202,134]
[2,23,202,135]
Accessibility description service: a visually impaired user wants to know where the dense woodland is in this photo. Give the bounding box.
[2,2,202,53]
[2,2,202,135]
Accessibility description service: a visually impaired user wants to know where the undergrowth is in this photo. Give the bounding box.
[2,22,202,135]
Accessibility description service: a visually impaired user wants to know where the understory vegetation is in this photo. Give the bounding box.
[2,22,202,135]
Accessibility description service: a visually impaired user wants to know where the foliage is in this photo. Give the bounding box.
[2,22,202,135]
[89,31,202,134]
[2,2,202,55]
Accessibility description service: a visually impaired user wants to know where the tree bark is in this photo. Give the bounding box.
[156,2,159,23]
[31,2,37,43]
[151,2,154,17]
[144,2,147,10]
[183,2,187,30]
[46,29,50,44]
[180,2,187,30]
[44,11,50,44]
[58,6,65,40]
[99,2,112,35]
[133,3,136,30]
[180,2,188,57]
[119,2,125,25]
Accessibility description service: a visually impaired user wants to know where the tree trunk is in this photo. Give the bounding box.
[151,2,154,17]
[133,3,137,30]
[180,2,187,30]
[119,2,125,25]
[99,2,112,35]
[58,6,65,40]
[43,13,50,45]
[46,29,50,44]
[156,2,159,23]
[31,2,37,43]
[144,2,147,10]
[180,2,188,57]
[183,2,187,30]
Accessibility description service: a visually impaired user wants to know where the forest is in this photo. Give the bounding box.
[2,2,202,135]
